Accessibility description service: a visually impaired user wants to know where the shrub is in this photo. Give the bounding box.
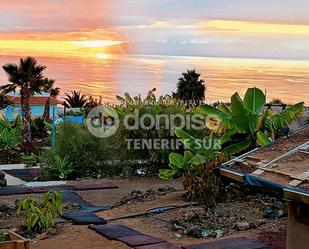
[17,191,62,234]
[22,153,40,168]
[31,118,48,139]
[40,122,119,179]
[0,230,4,242]
[0,116,22,163]
[41,155,72,180]
[159,129,229,210]
[115,90,208,174]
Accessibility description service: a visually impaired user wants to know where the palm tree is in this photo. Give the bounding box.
[175,69,205,107]
[64,91,88,108]
[41,78,60,121]
[1,57,46,153]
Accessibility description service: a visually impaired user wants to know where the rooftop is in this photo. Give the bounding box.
[220,125,309,204]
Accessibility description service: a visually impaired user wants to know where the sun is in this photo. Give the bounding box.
[96,53,109,59]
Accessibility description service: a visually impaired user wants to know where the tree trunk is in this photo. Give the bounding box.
[43,97,50,121]
[21,89,33,154]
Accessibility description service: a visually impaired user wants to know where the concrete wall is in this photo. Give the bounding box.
[4,104,57,120]
[287,203,309,249]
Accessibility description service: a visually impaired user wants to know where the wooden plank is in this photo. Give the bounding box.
[289,179,303,187]
[252,169,265,176]
[296,171,309,181]
[284,189,309,205]
[0,231,29,249]
[220,168,244,183]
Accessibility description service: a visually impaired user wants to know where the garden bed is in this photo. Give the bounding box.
[253,129,309,161]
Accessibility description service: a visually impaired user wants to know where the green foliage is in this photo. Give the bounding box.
[1,57,49,153]
[40,122,118,179]
[41,155,72,180]
[22,153,39,168]
[0,116,21,149]
[0,230,4,242]
[200,87,304,154]
[270,98,285,105]
[31,118,48,138]
[115,89,207,174]
[0,116,22,163]
[17,191,62,234]
[0,92,12,109]
[159,128,228,210]
[175,69,205,107]
[64,91,88,108]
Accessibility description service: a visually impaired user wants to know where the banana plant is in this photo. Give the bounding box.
[0,116,21,149]
[200,87,304,154]
[159,128,223,180]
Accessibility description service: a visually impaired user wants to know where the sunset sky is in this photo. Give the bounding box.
[1,0,309,59]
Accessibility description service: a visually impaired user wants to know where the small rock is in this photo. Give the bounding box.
[263,207,278,220]
[215,229,224,238]
[249,221,259,229]
[192,229,209,238]
[278,209,285,218]
[234,221,250,231]
[0,171,5,178]
[0,201,16,212]
[0,179,7,187]
[175,233,182,238]
[36,232,48,240]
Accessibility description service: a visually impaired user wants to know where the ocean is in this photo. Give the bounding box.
[0,54,308,105]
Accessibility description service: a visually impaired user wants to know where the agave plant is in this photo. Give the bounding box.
[199,87,304,154]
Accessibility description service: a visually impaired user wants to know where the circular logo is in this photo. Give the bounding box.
[86,105,119,138]
[205,114,222,131]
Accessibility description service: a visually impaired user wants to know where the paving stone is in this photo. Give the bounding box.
[0,187,32,196]
[117,234,165,247]
[89,224,142,240]
[73,182,118,191]
[135,242,181,249]
[62,212,107,225]
[31,185,76,193]
[184,237,270,249]
[61,191,108,212]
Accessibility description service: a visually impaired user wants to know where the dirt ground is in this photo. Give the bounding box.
[0,177,287,249]
[254,130,309,161]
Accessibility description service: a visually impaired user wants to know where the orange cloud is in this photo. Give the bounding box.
[200,20,309,35]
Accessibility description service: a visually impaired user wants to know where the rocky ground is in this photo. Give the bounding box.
[0,177,288,249]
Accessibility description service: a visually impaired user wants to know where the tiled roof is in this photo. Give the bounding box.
[7,96,61,105]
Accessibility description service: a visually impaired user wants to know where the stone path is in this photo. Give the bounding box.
[89,224,271,249]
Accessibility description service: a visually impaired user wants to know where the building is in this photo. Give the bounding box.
[4,92,61,120]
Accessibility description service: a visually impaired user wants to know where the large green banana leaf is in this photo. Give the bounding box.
[256,131,272,146]
[244,87,266,113]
